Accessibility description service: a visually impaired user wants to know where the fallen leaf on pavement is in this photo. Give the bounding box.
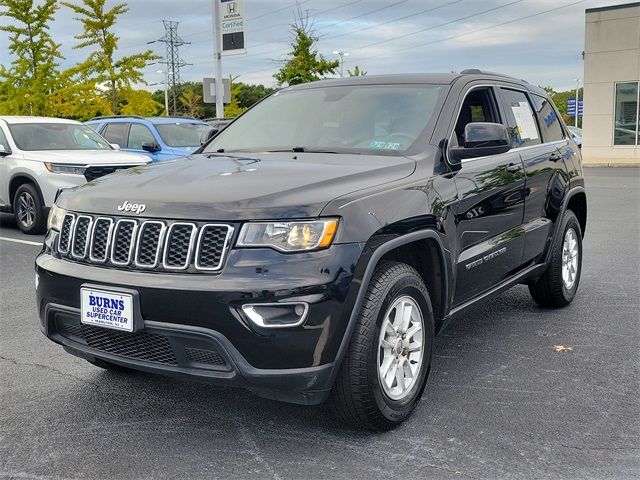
[554,344,572,352]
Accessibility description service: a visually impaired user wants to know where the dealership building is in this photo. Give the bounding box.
[582,2,640,165]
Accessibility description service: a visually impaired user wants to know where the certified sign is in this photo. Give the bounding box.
[219,0,245,55]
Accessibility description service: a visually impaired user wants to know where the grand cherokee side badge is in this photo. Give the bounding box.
[117,201,146,214]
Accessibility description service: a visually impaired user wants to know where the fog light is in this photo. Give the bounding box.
[35,273,39,290]
[241,302,309,328]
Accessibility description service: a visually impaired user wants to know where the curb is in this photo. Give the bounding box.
[583,164,640,168]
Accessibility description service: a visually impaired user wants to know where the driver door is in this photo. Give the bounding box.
[451,85,526,305]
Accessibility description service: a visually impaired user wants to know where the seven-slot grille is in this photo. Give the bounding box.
[57,213,232,273]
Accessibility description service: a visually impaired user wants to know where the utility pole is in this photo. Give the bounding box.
[333,51,350,78]
[574,78,581,128]
[212,0,224,119]
[153,21,191,116]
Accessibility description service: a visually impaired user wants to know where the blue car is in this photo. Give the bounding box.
[86,116,214,161]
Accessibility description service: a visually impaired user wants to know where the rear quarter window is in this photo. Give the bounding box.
[531,94,565,143]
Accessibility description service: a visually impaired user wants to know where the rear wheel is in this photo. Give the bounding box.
[330,262,434,431]
[13,183,46,234]
[529,210,582,307]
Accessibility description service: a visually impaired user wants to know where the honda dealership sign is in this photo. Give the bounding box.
[219,0,245,55]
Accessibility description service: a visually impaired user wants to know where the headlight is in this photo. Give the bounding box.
[45,163,86,175]
[47,204,67,231]
[237,219,339,252]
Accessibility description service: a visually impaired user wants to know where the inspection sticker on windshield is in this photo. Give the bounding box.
[370,141,401,150]
[81,287,134,332]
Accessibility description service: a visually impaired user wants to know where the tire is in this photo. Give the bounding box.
[13,183,46,234]
[528,210,582,308]
[330,261,434,431]
[87,358,133,372]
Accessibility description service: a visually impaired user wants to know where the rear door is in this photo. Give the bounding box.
[498,88,569,263]
[451,85,527,305]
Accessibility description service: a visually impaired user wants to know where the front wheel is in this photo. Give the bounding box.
[330,262,434,431]
[529,210,583,308]
[13,183,46,234]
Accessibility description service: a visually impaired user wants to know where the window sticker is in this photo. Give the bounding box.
[510,101,539,140]
[369,141,402,150]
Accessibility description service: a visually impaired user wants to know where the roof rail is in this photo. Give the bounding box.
[89,115,145,121]
[460,69,529,83]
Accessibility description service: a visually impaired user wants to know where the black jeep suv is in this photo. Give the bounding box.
[37,71,586,430]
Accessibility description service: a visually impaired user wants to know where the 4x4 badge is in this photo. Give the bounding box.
[117,201,146,215]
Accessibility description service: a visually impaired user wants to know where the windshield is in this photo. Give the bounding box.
[204,84,444,155]
[9,123,112,151]
[155,123,213,148]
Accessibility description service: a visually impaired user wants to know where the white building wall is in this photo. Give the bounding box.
[582,3,640,165]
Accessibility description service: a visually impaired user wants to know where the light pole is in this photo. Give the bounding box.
[156,69,169,116]
[332,50,350,78]
[573,78,580,128]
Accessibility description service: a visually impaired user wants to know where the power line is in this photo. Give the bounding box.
[319,0,463,41]
[349,0,525,52]
[355,0,589,61]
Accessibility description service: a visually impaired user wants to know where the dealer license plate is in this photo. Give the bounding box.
[80,287,134,332]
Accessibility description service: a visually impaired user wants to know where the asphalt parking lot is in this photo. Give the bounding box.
[0,168,638,479]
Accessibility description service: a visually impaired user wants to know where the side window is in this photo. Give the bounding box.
[531,94,565,143]
[102,123,128,147]
[0,127,9,153]
[127,123,156,150]
[499,89,541,148]
[453,87,500,146]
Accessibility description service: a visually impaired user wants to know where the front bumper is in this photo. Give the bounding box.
[36,238,365,405]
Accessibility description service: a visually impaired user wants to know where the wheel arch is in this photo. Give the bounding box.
[9,173,43,208]
[329,229,450,385]
[566,191,587,237]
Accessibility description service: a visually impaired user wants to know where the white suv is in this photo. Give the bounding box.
[0,116,150,234]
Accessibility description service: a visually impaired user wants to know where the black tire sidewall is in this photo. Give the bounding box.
[13,183,45,234]
[368,274,434,423]
[558,214,583,302]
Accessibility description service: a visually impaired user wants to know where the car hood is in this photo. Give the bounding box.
[23,150,150,165]
[58,152,415,220]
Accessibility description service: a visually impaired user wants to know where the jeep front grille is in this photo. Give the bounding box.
[57,213,233,273]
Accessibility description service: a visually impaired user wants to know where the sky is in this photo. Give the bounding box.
[0,0,627,91]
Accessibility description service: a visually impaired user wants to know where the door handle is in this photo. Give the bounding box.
[505,162,522,173]
[549,153,562,162]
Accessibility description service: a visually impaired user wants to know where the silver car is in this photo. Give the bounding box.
[0,116,150,234]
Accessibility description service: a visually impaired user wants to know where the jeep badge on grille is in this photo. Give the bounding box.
[117,201,146,215]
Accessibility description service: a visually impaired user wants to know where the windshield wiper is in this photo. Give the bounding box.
[261,147,347,154]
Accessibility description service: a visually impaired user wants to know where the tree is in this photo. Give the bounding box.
[274,13,338,86]
[180,89,204,118]
[0,0,63,115]
[62,0,159,114]
[119,89,163,116]
[347,65,367,77]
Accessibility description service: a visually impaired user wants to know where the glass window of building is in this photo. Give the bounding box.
[614,82,639,146]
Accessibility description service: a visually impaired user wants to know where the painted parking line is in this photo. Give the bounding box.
[0,236,43,247]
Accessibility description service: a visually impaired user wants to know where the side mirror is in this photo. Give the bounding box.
[0,144,10,156]
[141,141,160,153]
[110,143,121,150]
[449,122,511,163]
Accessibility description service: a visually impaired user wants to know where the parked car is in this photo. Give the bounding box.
[86,116,214,161]
[567,125,582,148]
[37,71,586,430]
[0,116,149,234]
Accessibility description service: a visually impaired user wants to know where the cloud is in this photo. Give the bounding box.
[0,0,617,91]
